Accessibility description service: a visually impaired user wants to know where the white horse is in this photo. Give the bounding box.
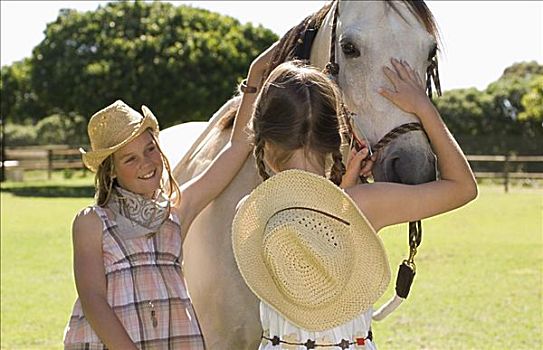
[162,1,441,348]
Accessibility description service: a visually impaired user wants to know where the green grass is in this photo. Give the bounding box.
[1,172,94,350]
[373,186,542,349]
[1,177,542,349]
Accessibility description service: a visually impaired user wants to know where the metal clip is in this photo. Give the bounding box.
[149,301,158,328]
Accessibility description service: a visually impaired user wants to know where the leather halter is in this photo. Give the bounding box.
[324,2,423,157]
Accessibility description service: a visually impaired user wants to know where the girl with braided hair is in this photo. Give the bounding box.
[252,60,374,189]
[232,59,477,349]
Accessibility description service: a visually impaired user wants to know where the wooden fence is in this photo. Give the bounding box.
[1,146,542,191]
[466,154,543,192]
[2,145,85,181]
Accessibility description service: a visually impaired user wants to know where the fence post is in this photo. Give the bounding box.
[0,119,4,182]
[503,154,510,193]
[47,149,53,180]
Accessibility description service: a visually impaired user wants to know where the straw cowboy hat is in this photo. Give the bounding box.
[79,100,159,172]
[232,169,391,332]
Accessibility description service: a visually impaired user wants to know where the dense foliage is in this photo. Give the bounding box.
[2,1,276,126]
[435,61,543,154]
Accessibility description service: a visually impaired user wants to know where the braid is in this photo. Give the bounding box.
[254,137,270,182]
[329,150,345,186]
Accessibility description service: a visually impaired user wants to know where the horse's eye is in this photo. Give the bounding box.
[428,43,437,60]
[341,42,360,58]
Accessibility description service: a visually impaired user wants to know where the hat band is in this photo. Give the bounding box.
[266,206,351,227]
[262,330,373,349]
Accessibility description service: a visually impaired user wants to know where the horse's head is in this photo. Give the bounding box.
[312,0,440,184]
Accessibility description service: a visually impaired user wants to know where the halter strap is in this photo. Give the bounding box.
[372,122,424,154]
[324,1,340,77]
[343,109,424,156]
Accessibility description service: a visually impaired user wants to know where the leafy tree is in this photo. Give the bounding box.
[485,61,543,137]
[35,113,88,146]
[500,61,543,81]
[436,61,542,154]
[3,123,38,146]
[30,1,277,126]
[519,75,543,123]
[1,59,46,123]
[435,88,493,136]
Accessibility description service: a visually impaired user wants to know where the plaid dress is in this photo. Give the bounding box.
[64,206,205,350]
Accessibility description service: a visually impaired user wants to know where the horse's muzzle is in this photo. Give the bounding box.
[372,135,436,185]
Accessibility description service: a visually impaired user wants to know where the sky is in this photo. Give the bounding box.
[1,1,542,92]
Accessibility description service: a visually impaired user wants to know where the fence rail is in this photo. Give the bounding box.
[2,145,85,181]
[466,154,543,192]
[1,146,542,191]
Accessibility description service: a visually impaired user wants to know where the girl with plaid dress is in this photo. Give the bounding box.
[63,46,275,350]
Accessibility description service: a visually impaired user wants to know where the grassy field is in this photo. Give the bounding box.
[1,174,541,349]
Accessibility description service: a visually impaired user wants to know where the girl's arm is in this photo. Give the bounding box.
[347,58,477,231]
[72,209,138,350]
[177,43,277,233]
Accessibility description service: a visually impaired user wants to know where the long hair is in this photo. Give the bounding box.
[94,129,181,207]
[252,61,347,185]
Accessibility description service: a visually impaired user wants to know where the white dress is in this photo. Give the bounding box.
[259,302,377,350]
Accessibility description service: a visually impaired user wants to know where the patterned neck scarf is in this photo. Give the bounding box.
[108,185,170,238]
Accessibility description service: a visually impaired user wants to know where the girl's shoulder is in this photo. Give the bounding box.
[72,206,108,237]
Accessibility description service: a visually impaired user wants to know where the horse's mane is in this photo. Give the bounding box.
[217,2,333,130]
[262,2,333,79]
[218,0,440,130]
[390,1,441,46]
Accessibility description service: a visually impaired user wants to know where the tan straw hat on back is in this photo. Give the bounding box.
[79,100,159,172]
[232,169,390,332]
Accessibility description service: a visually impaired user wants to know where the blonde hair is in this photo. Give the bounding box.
[94,129,181,207]
[252,61,347,185]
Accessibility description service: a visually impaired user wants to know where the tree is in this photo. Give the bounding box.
[519,75,543,123]
[30,1,277,126]
[35,113,88,146]
[1,59,47,123]
[435,88,493,136]
[436,61,543,154]
[485,61,543,138]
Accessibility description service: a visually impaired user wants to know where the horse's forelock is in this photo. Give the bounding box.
[388,1,441,47]
[386,1,442,98]
[218,1,333,131]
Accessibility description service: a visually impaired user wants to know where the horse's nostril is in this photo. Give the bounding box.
[394,153,436,185]
[391,158,403,181]
[375,149,436,185]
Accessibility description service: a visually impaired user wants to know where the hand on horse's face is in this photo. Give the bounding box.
[379,58,430,117]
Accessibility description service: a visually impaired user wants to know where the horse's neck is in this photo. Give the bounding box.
[172,96,241,183]
[310,1,335,69]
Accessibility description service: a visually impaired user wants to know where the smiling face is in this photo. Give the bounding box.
[112,129,164,198]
